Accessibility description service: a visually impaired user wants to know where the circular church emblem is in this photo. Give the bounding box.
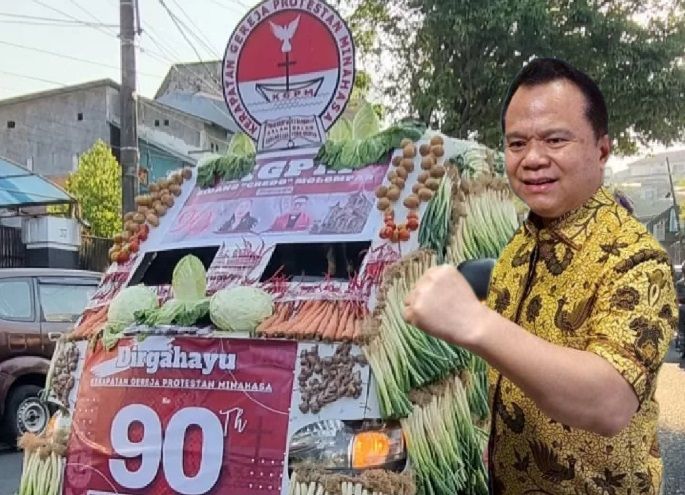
[223,0,355,151]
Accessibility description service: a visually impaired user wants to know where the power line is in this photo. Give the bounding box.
[0,19,117,27]
[158,0,221,84]
[200,0,250,13]
[0,70,67,87]
[30,0,119,38]
[0,40,162,78]
[0,12,117,27]
[66,0,113,25]
[169,0,220,57]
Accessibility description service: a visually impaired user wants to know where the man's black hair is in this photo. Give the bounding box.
[501,58,609,140]
[294,195,309,201]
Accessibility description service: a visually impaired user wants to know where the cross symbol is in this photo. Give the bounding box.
[277,53,297,93]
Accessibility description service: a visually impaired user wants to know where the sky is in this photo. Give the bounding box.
[0,0,260,100]
[0,0,676,172]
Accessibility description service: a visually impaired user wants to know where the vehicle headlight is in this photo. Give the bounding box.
[289,420,406,471]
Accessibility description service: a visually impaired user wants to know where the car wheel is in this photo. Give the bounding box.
[3,384,50,444]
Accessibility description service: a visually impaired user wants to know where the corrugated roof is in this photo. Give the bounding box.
[155,91,238,133]
[0,156,74,208]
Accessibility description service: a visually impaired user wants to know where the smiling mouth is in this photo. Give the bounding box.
[522,178,557,185]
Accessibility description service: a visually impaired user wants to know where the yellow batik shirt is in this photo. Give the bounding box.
[486,188,676,495]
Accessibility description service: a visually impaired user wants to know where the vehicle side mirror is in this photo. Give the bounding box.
[457,259,496,301]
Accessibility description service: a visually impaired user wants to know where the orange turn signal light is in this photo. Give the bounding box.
[351,431,391,469]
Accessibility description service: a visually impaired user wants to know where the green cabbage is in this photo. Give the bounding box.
[209,286,274,332]
[107,285,159,328]
[352,101,380,139]
[173,255,206,301]
[228,132,256,156]
[328,117,353,142]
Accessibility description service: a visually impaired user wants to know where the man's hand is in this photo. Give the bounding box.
[402,264,490,348]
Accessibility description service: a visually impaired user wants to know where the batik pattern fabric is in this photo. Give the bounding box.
[486,187,675,495]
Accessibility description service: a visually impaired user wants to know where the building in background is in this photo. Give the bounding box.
[0,78,236,186]
[610,150,685,262]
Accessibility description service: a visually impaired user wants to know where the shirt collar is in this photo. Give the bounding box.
[522,187,617,250]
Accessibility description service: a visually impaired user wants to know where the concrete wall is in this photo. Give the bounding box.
[0,83,227,181]
[156,62,222,98]
[0,85,112,177]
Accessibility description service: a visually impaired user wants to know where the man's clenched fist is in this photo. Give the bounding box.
[402,264,490,348]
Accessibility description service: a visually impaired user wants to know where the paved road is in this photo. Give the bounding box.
[0,348,683,495]
[657,345,685,494]
[0,447,21,495]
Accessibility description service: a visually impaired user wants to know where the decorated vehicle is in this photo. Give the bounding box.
[17,2,522,495]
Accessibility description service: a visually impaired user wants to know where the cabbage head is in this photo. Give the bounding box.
[210,286,274,332]
[107,285,158,328]
[173,255,206,301]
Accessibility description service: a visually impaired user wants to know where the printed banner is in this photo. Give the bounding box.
[162,150,388,245]
[63,336,297,495]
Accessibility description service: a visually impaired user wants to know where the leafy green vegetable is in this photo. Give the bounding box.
[107,285,159,329]
[173,255,206,302]
[210,286,274,332]
[327,117,353,142]
[197,153,256,189]
[227,132,256,156]
[316,121,426,171]
[352,102,381,139]
[174,299,210,326]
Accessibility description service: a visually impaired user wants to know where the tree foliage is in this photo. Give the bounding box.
[64,140,122,238]
[335,0,685,154]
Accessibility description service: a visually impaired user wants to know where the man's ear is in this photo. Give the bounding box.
[598,134,611,166]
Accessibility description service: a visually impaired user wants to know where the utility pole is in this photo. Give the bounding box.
[120,0,139,214]
[666,157,684,263]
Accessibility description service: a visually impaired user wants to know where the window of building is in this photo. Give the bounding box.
[154,119,160,127]
[164,119,170,126]
[77,112,83,121]
[7,120,15,129]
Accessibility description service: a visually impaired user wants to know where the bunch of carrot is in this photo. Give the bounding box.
[257,299,367,342]
[67,306,108,340]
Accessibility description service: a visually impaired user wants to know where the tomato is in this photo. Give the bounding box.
[116,250,130,264]
[384,220,396,231]
[398,229,411,242]
[379,227,391,239]
[129,240,140,253]
[407,210,419,219]
[406,218,420,231]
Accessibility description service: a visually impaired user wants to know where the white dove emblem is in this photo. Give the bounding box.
[269,16,300,53]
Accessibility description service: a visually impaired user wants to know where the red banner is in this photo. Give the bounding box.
[64,336,297,495]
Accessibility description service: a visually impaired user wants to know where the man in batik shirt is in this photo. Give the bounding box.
[403,58,675,494]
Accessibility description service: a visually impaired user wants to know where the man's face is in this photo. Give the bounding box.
[503,80,610,220]
[293,198,306,212]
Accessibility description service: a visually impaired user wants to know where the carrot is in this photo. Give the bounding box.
[282,300,314,338]
[321,303,340,341]
[261,302,291,337]
[71,306,108,338]
[350,303,367,342]
[314,301,336,339]
[306,301,334,339]
[334,302,351,341]
[295,301,325,339]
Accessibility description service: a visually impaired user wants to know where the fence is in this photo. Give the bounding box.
[0,226,26,267]
[78,236,113,273]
